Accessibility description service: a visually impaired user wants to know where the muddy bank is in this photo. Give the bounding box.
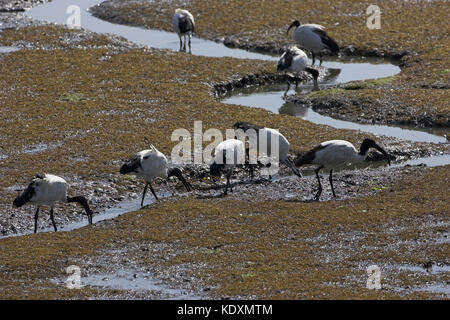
[3,131,448,237]
[286,93,450,129]
[89,0,449,130]
[0,0,447,239]
[212,70,449,130]
[0,0,140,52]
[0,0,448,300]
[1,164,447,299]
[90,0,410,62]
[0,0,46,12]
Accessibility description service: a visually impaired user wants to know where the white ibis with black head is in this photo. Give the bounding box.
[277,46,319,96]
[173,8,195,52]
[12,174,93,233]
[120,143,192,206]
[287,20,339,66]
[295,139,391,200]
[233,122,302,178]
[209,139,246,195]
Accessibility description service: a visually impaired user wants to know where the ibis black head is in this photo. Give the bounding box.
[233,121,263,131]
[12,175,42,208]
[167,167,192,192]
[360,138,391,165]
[287,20,301,34]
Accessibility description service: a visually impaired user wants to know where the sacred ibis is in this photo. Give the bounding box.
[287,20,339,65]
[233,122,302,178]
[12,174,93,233]
[173,9,195,52]
[295,139,390,200]
[120,143,192,206]
[210,139,246,195]
[277,46,319,95]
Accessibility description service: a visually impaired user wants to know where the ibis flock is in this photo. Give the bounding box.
[10,9,392,234]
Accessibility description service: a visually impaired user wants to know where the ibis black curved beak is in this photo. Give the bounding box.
[287,23,295,35]
[373,143,391,166]
[169,168,192,192]
[287,20,300,35]
[178,173,192,192]
[67,196,94,225]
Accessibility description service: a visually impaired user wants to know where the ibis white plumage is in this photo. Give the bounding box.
[287,20,339,65]
[120,143,192,206]
[12,173,93,233]
[277,46,319,95]
[210,139,246,195]
[295,139,390,200]
[233,122,302,178]
[173,9,195,52]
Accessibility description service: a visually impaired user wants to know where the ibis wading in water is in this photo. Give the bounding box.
[287,20,339,65]
[12,174,93,233]
[295,139,391,200]
[120,144,192,206]
[210,139,246,195]
[277,46,319,95]
[172,8,195,52]
[233,122,302,178]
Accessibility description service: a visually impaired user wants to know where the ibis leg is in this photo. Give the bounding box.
[319,52,323,66]
[284,81,290,97]
[141,182,159,206]
[34,206,40,234]
[329,169,336,197]
[148,183,158,201]
[179,36,183,51]
[224,170,231,195]
[313,77,319,91]
[50,207,57,232]
[141,183,149,207]
[228,170,234,192]
[249,163,255,180]
[314,166,323,201]
[311,52,316,65]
